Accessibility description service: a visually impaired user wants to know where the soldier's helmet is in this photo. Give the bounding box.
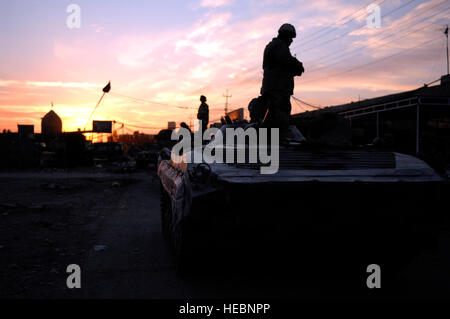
[278,23,296,38]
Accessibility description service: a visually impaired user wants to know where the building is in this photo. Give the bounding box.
[41,109,62,136]
[17,124,34,137]
[1,109,88,168]
[291,75,450,172]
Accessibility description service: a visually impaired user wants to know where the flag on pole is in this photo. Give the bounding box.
[103,81,111,93]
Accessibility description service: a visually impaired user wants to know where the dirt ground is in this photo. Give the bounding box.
[0,170,157,298]
[1,168,450,299]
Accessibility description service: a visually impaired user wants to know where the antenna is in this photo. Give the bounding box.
[223,89,232,114]
[445,24,449,75]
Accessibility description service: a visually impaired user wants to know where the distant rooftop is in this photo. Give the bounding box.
[292,74,450,119]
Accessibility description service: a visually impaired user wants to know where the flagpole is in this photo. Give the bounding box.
[446,24,449,75]
[85,92,106,129]
[84,81,111,141]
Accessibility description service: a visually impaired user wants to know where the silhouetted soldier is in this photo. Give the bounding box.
[197,95,209,133]
[180,122,192,134]
[261,23,304,139]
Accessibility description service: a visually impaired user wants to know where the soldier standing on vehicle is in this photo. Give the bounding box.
[197,95,209,134]
[261,23,304,139]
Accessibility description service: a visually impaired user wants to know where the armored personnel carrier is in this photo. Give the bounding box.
[158,123,444,273]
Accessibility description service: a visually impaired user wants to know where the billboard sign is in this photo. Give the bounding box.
[226,108,244,122]
[93,121,112,133]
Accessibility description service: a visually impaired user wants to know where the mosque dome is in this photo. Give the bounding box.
[41,110,62,135]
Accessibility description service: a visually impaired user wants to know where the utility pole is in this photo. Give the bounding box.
[223,89,232,114]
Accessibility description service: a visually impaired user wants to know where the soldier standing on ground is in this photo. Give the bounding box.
[261,23,304,139]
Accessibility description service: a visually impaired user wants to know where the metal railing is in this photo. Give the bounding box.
[338,97,419,119]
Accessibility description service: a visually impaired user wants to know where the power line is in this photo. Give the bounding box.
[298,0,388,48]
[293,0,418,54]
[305,7,449,74]
[110,92,197,110]
[292,98,305,113]
[214,3,446,116]
[110,91,224,111]
[292,96,321,109]
[293,0,417,53]
[229,0,433,96]
[426,26,446,83]
[84,91,107,131]
[426,77,441,86]
[305,0,449,68]
[227,2,387,92]
[298,0,386,44]
[308,0,448,65]
[113,120,166,130]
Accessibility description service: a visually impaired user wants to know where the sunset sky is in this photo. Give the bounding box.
[1,0,449,134]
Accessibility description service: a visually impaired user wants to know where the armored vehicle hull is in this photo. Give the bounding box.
[158,134,444,273]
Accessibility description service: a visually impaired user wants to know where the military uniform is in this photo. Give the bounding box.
[261,37,304,138]
[197,102,209,132]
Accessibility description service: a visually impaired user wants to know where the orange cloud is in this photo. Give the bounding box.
[0,0,444,134]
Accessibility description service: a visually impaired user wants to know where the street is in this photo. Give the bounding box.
[1,169,449,299]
